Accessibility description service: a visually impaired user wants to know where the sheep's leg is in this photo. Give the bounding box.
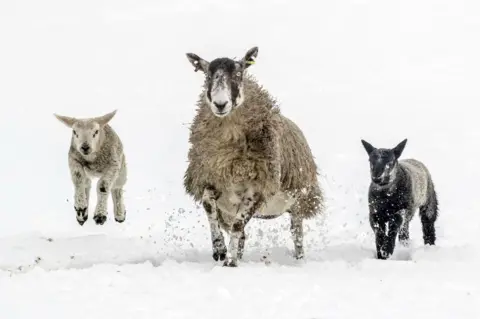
[399,209,414,246]
[202,187,227,262]
[69,158,89,226]
[384,212,403,258]
[93,166,120,225]
[370,212,387,259]
[290,214,305,259]
[112,164,127,223]
[224,193,261,267]
[85,178,92,207]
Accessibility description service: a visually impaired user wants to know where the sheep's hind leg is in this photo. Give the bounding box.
[202,187,227,262]
[399,209,414,246]
[112,167,127,223]
[224,193,261,267]
[290,214,305,260]
[420,186,438,246]
[112,188,126,223]
[93,169,119,225]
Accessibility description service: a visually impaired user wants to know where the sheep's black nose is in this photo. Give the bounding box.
[81,144,90,153]
[214,101,227,112]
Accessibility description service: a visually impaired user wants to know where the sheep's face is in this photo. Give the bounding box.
[54,110,117,157]
[71,121,102,156]
[361,139,407,186]
[186,47,258,118]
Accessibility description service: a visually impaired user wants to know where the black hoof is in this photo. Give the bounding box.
[115,211,126,223]
[213,252,227,261]
[75,207,88,225]
[93,215,107,225]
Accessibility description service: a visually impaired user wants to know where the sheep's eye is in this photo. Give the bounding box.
[93,130,99,137]
[73,130,77,137]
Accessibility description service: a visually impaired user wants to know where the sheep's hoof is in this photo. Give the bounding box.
[93,214,107,225]
[213,251,227,262]
[223,259,238,267]
[115,217,125,223]
[75,207,88,226]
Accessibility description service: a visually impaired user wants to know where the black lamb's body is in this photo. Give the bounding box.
[362,139,438,260]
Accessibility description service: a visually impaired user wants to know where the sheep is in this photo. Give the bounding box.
[361,139,438,260]
[184,46,325,267]
[54,110,127,226]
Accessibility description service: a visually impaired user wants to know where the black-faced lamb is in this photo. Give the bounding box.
[361,139,438,259]
[184,46,325,267]
[54,110,127,225]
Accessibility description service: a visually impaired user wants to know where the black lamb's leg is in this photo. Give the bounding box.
[370,212,387,260]
[384,213,403,258]
[420,194,438,246]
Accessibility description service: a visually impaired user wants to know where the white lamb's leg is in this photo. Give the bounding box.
[202,186,227,262]
[69,158,89,226]
[112,164,127,223]
[93,165,120,225]
[112,188,126,223]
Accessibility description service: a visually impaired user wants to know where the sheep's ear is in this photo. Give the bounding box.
[240,46,259,69]
[95,110,117,126]
[393,139,408,159]
[54,114,76,128]
[186,53,210,73]
[361,140,376,155]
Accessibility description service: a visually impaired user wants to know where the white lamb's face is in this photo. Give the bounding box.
[71,121,101,156]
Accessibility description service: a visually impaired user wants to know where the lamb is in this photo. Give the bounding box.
[54,110,127,226]
[184,46,325,267]
[361,139,438,260]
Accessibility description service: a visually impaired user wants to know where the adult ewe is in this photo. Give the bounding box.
[184,46,324,267]
[54,110,127,226]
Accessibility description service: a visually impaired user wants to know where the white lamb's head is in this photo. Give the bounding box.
[54,110,117,156]
[186,46,259,118]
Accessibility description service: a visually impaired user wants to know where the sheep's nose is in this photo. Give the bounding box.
[81,144,90,153]
[213,101,227,112]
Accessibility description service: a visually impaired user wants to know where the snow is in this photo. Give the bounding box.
[1,0,480,318]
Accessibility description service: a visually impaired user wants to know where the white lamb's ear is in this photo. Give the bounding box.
[54,114,76,128]
[95,110,117,126]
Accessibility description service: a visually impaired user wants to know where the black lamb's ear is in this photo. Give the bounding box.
[186,53,210,73]
[361,139,376,155]
[393,139,408,159]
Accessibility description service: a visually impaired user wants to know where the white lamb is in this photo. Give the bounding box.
[54,110,127,225]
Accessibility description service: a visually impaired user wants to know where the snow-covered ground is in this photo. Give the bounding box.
[1,0,480,318]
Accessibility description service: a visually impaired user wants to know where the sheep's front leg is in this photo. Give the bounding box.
[93,166,120,225]
[370,212,387,259]
[202,186,227,261]
[224,193,261,267]
[384,212,403,258]
[69,159,89,226]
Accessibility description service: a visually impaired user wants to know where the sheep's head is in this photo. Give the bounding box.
[186,46,258,117]
[54,110,117,156]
